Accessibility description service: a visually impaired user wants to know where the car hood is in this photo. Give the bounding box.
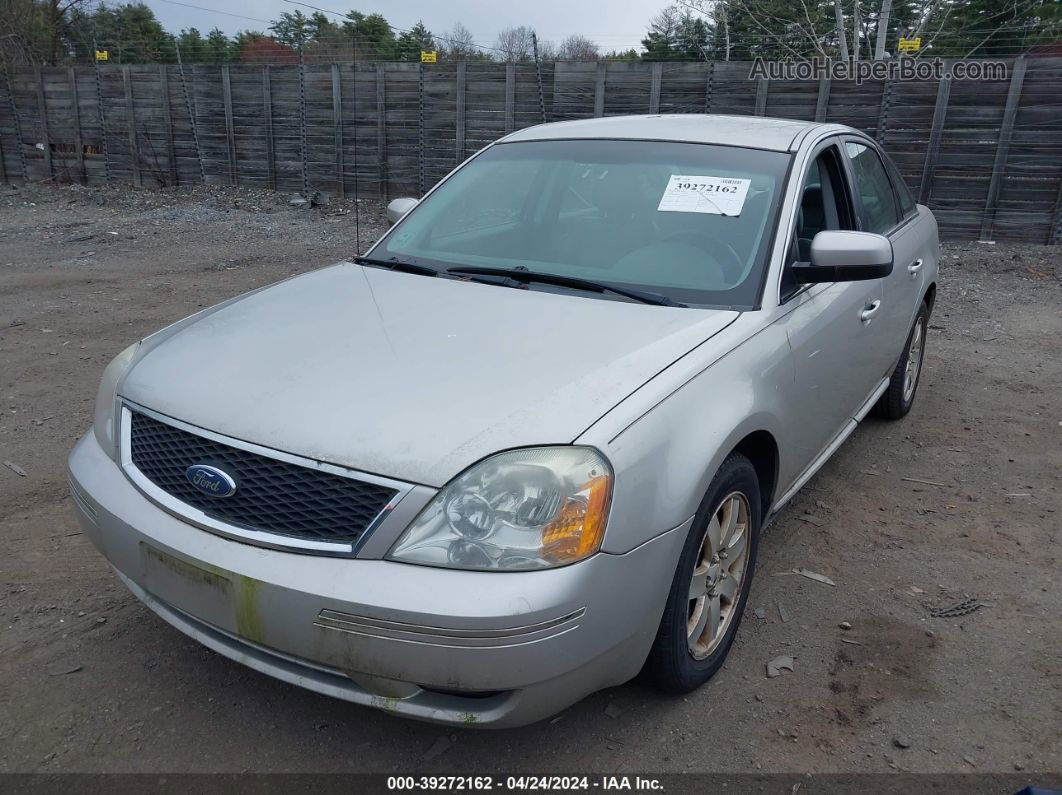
[121,264,738,486]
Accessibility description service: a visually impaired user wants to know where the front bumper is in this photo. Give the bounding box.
[68,430,688,728]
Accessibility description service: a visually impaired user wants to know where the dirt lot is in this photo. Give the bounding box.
[0,183,1060,776]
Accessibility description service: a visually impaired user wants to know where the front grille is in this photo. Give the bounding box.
[128,410,397,546]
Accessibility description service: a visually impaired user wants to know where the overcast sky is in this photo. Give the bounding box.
[140,0,659,54]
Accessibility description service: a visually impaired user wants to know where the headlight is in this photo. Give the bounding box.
[92,342,140,460]
[389,447,613,571]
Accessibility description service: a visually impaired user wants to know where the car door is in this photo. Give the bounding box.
[778,140,888,464]
[842,139,925,370]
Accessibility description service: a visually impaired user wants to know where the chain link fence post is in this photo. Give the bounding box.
[175,42,205,184]
[2,63,28,182]
[299,51,309,195]
[418,62,425,195]
[532,32,547,123]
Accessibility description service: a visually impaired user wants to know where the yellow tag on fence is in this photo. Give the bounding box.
[420,50,437,64]
[95,50,109,62]
[897,37,921,53]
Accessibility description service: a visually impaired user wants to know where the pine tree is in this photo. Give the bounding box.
[204,28,231,62]
[642,5,716,60]
[925,0,1059,56]
[718,0,832,60]
[175,27,206,62]
[342,12,397,59]
[269,10,313,52]
[394,22,435,61]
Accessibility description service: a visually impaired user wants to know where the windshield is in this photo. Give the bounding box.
[374,139,791,307]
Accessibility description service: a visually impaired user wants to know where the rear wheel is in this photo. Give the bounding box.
[874,302,929,420]
[645,454,760,693]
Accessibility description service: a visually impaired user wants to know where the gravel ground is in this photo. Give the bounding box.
[0,183,1060,775]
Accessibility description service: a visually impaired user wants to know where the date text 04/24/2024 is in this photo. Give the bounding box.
[386,776,665,791]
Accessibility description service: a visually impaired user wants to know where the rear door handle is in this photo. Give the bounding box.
[908,258,924,276]
[860,300,882,323]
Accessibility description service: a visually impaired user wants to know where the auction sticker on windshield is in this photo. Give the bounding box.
[657,175,751,216]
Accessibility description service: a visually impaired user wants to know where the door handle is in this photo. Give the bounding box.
[860,300,882,323]
[908,258,924,276]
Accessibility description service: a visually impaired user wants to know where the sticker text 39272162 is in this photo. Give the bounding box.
[657,175,751,216]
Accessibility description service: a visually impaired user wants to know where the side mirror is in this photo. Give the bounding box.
[386,197,418,225]
[792,230,894,283]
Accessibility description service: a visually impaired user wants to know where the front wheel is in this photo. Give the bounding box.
[874,302,929,420]
[645,453,761,693]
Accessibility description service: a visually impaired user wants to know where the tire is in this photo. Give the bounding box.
[645,453,761,694]
[873,301,929,420]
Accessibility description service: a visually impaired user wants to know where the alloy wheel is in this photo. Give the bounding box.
[687,492,751,659]
[903,317,925,403]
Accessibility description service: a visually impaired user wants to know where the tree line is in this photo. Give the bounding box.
[666,0,1060,61]
[2,0,1058,68]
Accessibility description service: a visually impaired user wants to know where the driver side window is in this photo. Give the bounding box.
[781,146,855,300]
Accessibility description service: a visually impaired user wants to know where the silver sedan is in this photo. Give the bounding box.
[68,114,938,728]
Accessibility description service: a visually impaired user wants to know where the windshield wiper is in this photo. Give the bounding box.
[353,256,441,277]
[444,266,686,307]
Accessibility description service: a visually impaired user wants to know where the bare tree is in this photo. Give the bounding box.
[851,0,861,59]
[716,2,731,61]
[0,0,94,66]
[556,33,600,60]
[51,0,98,64]
[685,0,828,60]
[536,37,557,60]
[494,25,535,61]
[643,5,682,54]
[834,0,850,59]
[684,0,1027,62]
[910,0,951,47]
[873,0,892,58]
[440,21,479,59]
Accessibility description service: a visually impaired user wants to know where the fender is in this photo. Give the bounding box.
[581,313,797,554]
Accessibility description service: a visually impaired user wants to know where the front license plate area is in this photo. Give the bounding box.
[140,542,235,631]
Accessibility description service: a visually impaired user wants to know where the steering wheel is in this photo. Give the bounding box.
[657,229,744,281]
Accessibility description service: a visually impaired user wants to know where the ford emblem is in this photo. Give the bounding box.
[185,464,237,498]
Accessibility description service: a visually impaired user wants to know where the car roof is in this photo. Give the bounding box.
[501,114,848,153]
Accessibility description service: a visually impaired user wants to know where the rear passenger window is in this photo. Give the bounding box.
[881,152,917,218]
[844,141,900,234]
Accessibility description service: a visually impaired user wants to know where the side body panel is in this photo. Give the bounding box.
[580,313,798,554]
[839,136,939,368]
[881,206,939,353]
[879,214,924,361]
[780,279,884,462]
[918,207,940,300]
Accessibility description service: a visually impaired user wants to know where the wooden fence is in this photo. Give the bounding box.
[1,58,1061,243]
